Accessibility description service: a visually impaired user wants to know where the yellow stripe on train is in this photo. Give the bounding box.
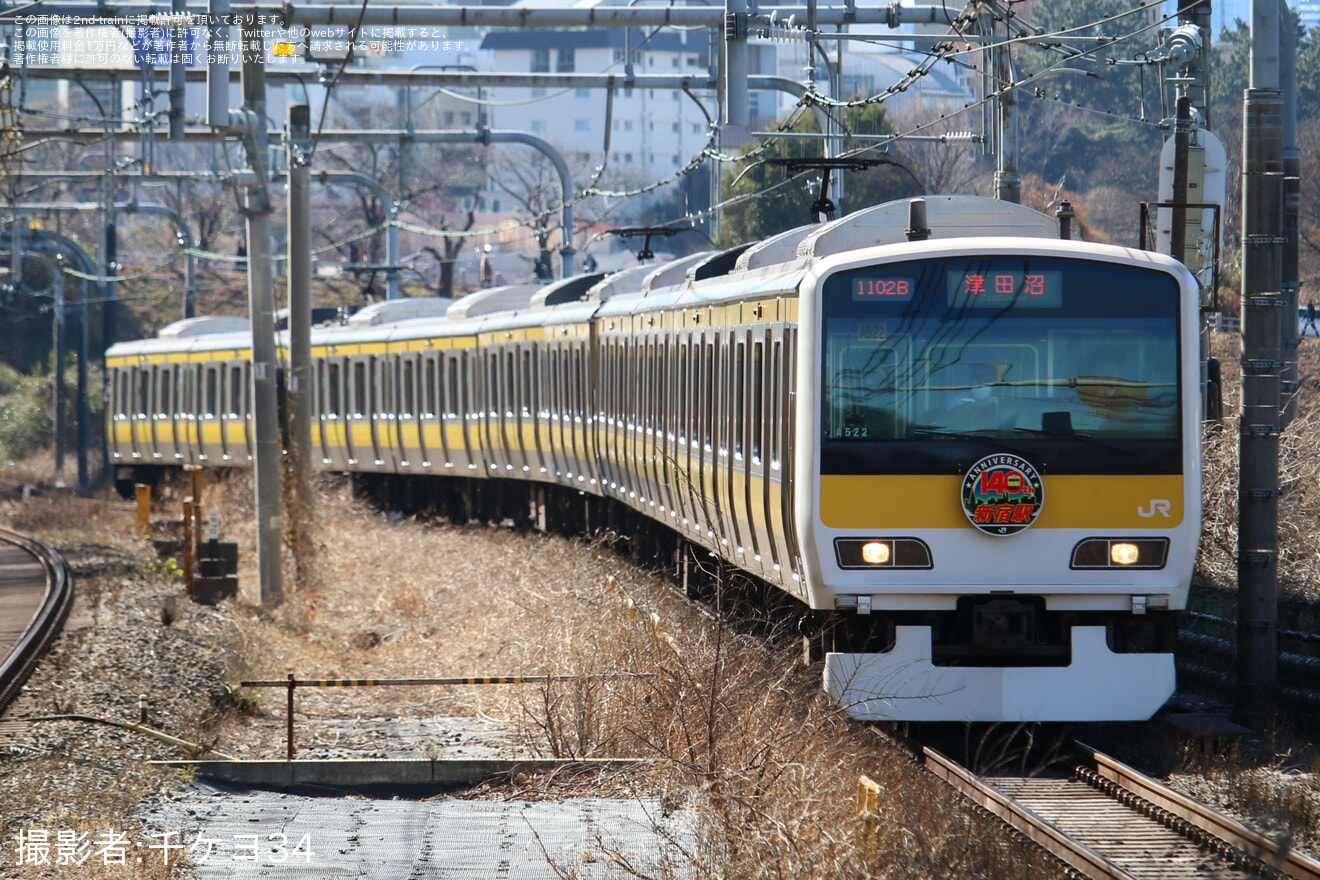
[819,474,1184,529]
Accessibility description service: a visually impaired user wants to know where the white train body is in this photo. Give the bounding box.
[107,196,1201,722]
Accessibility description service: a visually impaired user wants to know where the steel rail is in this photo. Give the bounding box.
[1085,745,1320,880]
[0,528,75,717]
[922,744,1320,880]
[922,747,1129,880]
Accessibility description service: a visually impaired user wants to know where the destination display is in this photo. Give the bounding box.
[946,269,1063,308]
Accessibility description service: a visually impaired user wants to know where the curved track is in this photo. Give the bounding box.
[0,526,74,716]
[923,745,1320,880]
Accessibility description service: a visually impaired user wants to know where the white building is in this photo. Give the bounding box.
[477,27,777,203]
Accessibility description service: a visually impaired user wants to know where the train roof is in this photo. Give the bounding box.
[108,195,1069,359]
[346,297,455,327]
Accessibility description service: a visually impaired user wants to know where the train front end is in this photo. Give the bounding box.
[797,239,1202,722]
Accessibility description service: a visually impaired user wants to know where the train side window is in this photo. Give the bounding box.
[522,350,533,417]
[642,340,652,433]
[550,349,560,418]
[229,366,242,417]
[506,351,516,417]
[657,340,667,438]
[380,357,393,418]
[459,357,469,419]
[445,357,459,417]
[423,358,436,418]
[203,368,217,418]
[157,368,171,417]
[353,361,366,417]
[734,340,746,460]
[752,341,764,464]
[703,342,714,451]
[316,362,325,416]
[370,358,380,418]
[572,349,582,422]
[770,340,782,468]
[402,359,414,418]
[133,370,147,418]
[330,363,341,417]
[677,344,687,444]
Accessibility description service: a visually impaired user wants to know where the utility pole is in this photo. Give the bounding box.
[168,0,187,140]
[236,13,284,606]
[994,12,1019,204]
[42,254,67,475]
[1237,0,1284,728]
[287,102,313,539]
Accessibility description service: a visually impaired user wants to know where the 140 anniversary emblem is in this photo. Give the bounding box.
[961,454,1044,536]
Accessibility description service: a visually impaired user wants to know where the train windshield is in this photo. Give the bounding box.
[820,255,1182,475]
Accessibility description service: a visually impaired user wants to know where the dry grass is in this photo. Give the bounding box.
[1199,333,1320,601]
[5,334,1320,877]
[177,478,1063,878]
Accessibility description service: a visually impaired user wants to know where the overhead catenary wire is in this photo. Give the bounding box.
[3,0,1191,264]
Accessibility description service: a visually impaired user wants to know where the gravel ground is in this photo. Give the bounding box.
[0,540,236,878]
[2,484,1318,879]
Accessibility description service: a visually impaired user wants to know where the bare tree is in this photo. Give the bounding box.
[315,94,485,266]
[422,209,476,298]
[887,108,990,196]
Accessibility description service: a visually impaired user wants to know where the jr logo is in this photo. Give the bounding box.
[1138,499,1172,518]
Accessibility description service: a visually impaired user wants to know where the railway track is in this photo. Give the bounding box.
[0,526,74,725]
[921,744,1320,880]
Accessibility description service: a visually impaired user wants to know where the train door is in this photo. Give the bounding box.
[150,366,170,461]
[672,340,690,532]
[614,339,630,498]
[457,353,479,473]
[655,340,671,521]
[197,365,222,461]
[593,339,609,491]
[750,332,775,579]
[778,326,803,585]
[623,338,637,501]
[505,348,523,474]
[546,346,564,479]
[604,339,621,498]
[438,355,460,469]
[127,367,148,461]
[481,350,501,474]
[732,335,757,568]
[717,332,741,556]
[618,338,632,498]
[632,337,649,506]
[417,355,435,468]
[176,365,198,463]
[638,340,654,509]
[368,356,387,467]
[313,361,328,465]
[346,358,365,466]
[395,357,414,467]
[321,360,344,468]
[575,344,594,488]
[220,363,239,461]
[644,337,663,513]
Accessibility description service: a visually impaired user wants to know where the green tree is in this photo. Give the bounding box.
[1013,0,1164,193]
[718,101,920,246]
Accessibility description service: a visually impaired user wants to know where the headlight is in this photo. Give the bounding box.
[1070,538,1169,570]
[835,538,932,570]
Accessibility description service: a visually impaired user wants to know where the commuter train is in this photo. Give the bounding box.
[106,195,1202,722]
